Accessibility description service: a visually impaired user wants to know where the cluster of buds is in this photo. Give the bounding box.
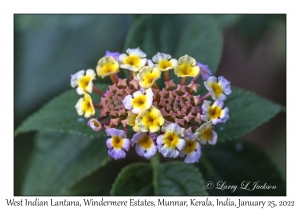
[71,48,231,164]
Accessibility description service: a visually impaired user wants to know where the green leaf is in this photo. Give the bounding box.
[212,14,242,28]
[156,162,208,195]
[22,132,111,195]
[15,84,108,138]
[14,15,133,128]
[69,158,135,196]
[215,87,284,141]
[111,163,154,195]
[124,15,223,74]
[198,140,286,195]
[111,161,208,195]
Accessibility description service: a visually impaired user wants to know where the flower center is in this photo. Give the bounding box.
[210,83,223,97]
[125,55,140,67]
[144,115,155,125]
[92,120,100,128]
[208,106,222,119]
[159,60,172,69]
[163,132,179,148]
[179,63,193,75]
[82,98,93,113]
[139,135,153,149]
[132,95,146,108]
[79,75,92,89]
[101,63,117,74]
[184,140,197,154]
[144,72,157,85]
[200,127,212,141]
[112,136,124,149]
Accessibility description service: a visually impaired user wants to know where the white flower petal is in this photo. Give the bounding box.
[120,64,139,71]
[184,147,201,164]
[122,95,133,110]
[132,107,141,114]
[123,138,130,151]
[131,132,146,145]
[135,144,146,157]
[208,131,218,145]
[202,100,211,111]
[178,150,185,157]
[144,145,157,159]
[223,85,232,95]
[159,145,179,158]
[76,86,85,95]
[213,100,224,108]
[108,148,126,160]
[106,138,113,149]
[156,135,164,146]
[86,69,96,77]
[119,54,128,63]
[217,93,227,101]
[132,71,138,80]
[126,47,147,58]
[207,76,217,83]
[176,138,186,150]
[199,139,207,145]
[145,88,154,109]
[133,90,143,98]
[86,80,93,94]
[70,70,85,87]
[75,98,84,115]
[161,123,185,137]
[140,58,147,67]
[220,107,230,121]
[106,128,126,137]
[218,76,231,95]
[147,59,154,67]
[152,52,171,63]
[170,58,178,66]
[84,111,93,118]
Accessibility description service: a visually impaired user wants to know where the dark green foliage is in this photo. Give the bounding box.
[216,87,284,141]
[198,140,286,195]
[15,84,108,138]
[111,161,208,195]
[22,132,111,195]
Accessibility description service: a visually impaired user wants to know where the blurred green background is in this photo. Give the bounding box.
[14,14,286,195]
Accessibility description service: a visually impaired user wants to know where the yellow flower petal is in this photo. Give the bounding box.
[137,66,161,89]
[96,56,119,78]
[136,106,164,133]
[111,136,124,149]
[174,54,200,77]
[119,48,147,71]
[75,94,95,118]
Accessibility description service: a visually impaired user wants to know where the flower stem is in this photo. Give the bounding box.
[180,77,187,85]
[153,82,159,89]
[109,74,118,84]
[164,70,170,82]
[192,71,201,82]
[129,71,133,81]
[200,92,211,102]
[191,124,199,132]
[114,73,119,81]
[93,103,102,109]
[92,86,104,97]
[129,71,133,88]
[150,154,160,196]
[123,126,128,133]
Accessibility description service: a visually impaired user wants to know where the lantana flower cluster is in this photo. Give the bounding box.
[70,48,231,164]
